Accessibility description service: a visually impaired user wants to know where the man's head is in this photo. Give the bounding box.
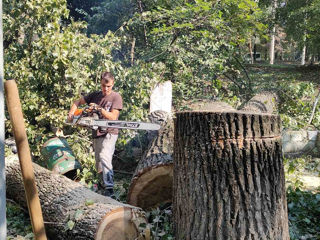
[100,71,114,96]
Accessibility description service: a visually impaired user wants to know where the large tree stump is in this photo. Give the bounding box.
[174,110,289,240]
[127,116,174,210]
[6,157,147,240]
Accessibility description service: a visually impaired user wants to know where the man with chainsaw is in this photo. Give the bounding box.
[68,71,123,197]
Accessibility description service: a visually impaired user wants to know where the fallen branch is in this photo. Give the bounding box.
[308,88,320,125]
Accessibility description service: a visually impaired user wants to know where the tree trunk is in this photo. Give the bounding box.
[269,0,277,65]
[127,117,174,210]
[253,42,257,62]
[6,157,147,240]
[249,39,254,64]
[270,27,276,65]
[173,111,289,240]
[240,91,278,114]
[301,44,306,66]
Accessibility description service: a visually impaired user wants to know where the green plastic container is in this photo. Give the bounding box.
[41,137,81,179]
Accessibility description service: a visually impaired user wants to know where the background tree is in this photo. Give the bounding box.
[122,0,266,104]
[67,0,136,35]
[269,0,278,64]
[67,0,98,22]
[279,0,320,64]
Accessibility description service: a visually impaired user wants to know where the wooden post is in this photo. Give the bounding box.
[5,80,47,240]
[0,1,6,238]
[174,110,289,239]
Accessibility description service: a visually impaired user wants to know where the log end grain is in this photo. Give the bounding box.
[127,164,173,210]
[95,207,147,240]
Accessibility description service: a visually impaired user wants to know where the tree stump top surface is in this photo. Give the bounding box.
[185,100,236,112]
[177,109,278,116]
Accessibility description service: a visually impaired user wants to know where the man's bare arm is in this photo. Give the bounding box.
[100,108,120,121]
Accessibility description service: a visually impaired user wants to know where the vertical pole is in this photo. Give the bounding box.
[5,80,47,240]
[0,0,6,239]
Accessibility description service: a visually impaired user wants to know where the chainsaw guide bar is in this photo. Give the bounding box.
[67,116,160,131]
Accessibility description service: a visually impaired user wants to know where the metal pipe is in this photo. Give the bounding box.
[0,0,6,239]
[4,80,47,240]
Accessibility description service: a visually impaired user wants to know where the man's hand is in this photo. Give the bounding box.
[67,112,74,122]
[89,103,102,112]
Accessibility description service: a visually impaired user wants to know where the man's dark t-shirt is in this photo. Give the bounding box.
[84,91,123,137]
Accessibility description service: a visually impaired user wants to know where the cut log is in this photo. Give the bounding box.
[5,156,147,240]
[127,102,234,210]
[240,91,278,113]
[173,111,289,239]
[127,117,174,210]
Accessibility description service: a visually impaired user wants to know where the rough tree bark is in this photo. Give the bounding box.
[6,157,147,240]
[174,110,289,240]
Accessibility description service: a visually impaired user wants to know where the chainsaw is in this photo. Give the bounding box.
[67,107,161,131]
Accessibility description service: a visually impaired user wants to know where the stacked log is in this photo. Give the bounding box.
[6,157,147,240]
[173,110,289,239]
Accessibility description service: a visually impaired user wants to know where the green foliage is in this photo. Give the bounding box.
[247,65,320,130]
[122,0,267,105]
[278,81,315,129]
[287,188,320,240]
[87,0,135,35]
[145,205,174,240]
[67,0,135,35]
[278,0,320,54]
[6,201,33,239]
[67,0,97,21]
[284,155,320,239]
[3,0,157,178]
[284,157,305,189]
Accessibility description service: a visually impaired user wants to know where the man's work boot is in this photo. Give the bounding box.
[104,188,114,198]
